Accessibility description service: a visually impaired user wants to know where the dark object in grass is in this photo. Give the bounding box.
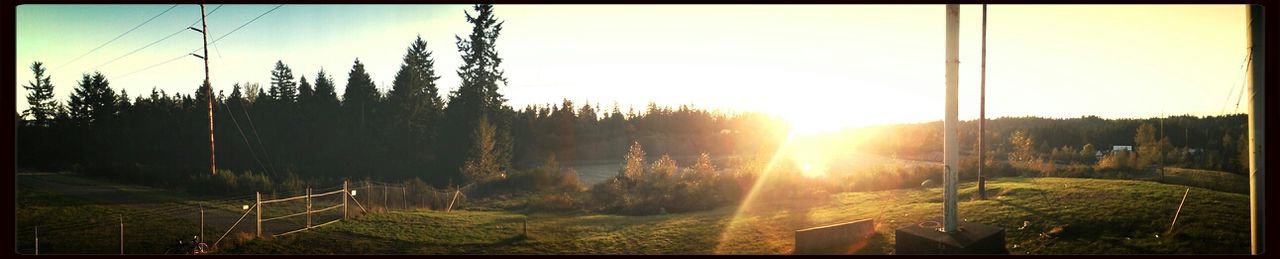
[896,221,1007,254]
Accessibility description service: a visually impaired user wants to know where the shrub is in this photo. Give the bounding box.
[527,192,580,212]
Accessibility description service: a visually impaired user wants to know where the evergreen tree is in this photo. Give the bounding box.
[67,72,116,127]
[441,4,513,184]
[343,59,379,128]
[229,83,244,104]
[313,69,339,109]
[269,60,298,103]
[462,115,503,183]
[341,58,381,175]
[298,75,314,105]
[23,61,59,127]
[388,36,445,178]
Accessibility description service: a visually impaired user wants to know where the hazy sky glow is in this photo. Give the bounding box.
[16,4,1250,129]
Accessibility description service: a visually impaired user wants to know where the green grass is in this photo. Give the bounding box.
[1158,167,1249,194]
[15,185,201,254]
[221,177,1250,254]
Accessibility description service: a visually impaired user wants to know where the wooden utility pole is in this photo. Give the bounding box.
[190,4,215,176]
[1247,4,1265,255]
[942,4,960,233]
[978,3,988,200]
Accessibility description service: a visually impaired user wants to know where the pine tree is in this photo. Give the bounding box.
[389,36,444,178]
[68,72,116,127]
[442,4,513,183]
[313,69,339,109]
[343,59,379,128]
[269,60,298,103]
[298,75,314,105]
[23,61,58,127]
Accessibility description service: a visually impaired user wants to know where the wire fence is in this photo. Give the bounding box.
[19,179,475,254]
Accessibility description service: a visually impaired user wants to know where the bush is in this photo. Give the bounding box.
[527,192,581,212]
[589,147,745,215]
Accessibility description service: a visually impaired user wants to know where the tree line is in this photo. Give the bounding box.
[855,114,1251,175]
[16,4,787,191]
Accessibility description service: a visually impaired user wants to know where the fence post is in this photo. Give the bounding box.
[383,184,388,210]
[200,205,205,243]
[119,215,124,254]
[34,226,38,255]
[402,185,407,210]
[256,192,262,238]
[307,187,312,229]
[366,182,372,213]
[343,181,349,220]
[447,190,460,212]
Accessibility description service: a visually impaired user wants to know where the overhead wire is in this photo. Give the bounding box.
[119,4,281,80]
[220,100,274,176]
[53,4,180,72]
[1232,50,1253,114]
[92,4,224,72]
[1220,15,1255,116]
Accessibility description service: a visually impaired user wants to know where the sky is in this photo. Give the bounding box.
[15,4,1251,129]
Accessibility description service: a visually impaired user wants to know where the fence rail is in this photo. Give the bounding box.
[23,179,477,254]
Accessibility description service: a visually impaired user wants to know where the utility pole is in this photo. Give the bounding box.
[1246,4,1264,255]
[189,4,215,176]
[942,3,960,233]
[978,4,988,200]
[203,4,214,176]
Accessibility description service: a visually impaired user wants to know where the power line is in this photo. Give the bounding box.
[1220,15,1255,116]
[204,4,282,48]
[220,100,274,176]
[92,4,224,72]
[117,53,190,80]
[117,5,283,81]
[1220,50,1250,115]
[1232,50,1253,114]
[53,4,179,72]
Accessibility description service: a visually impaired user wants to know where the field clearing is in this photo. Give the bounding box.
[220,177,1249,254]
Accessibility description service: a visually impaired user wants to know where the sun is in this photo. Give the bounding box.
[783,110,853,136]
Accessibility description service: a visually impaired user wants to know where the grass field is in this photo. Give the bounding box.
[217,177,1250,254]
[15,185,200,254]
[1158,167,1249,194]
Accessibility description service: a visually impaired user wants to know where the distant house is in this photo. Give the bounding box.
[1095,151,1105,160]
[1112,145,1133,152]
